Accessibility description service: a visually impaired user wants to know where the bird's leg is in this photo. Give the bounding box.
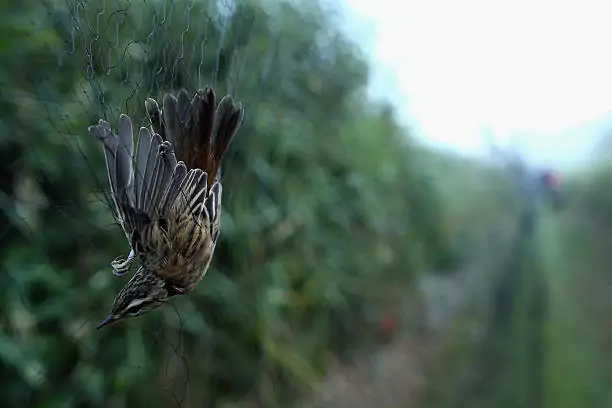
[110,249,136,276]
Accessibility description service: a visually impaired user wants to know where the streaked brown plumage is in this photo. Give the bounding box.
[89,87,244,329]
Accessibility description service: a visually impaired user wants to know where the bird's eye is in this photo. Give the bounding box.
[125,303,147,317]
[123,297,152,317]
[124,307,140,317]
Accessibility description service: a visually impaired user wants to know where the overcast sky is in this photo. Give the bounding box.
[336,0,612,169]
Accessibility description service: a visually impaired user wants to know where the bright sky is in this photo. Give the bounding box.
[337,0,612,169]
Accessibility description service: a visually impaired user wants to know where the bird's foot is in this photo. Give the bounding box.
[111,249,136,276]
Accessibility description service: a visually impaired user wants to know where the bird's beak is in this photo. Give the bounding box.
[96,314,115,330]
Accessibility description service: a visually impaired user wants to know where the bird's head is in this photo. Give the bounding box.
[97,267,169,329]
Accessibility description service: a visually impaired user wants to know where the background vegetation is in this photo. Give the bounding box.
[0,0,473,406]
[7,1,611,408]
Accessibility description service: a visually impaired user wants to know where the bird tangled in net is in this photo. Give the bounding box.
[88,87,244,329]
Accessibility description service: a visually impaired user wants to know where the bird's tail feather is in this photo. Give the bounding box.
[145,87,244,189]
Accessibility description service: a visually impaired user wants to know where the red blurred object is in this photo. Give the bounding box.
[540,169,565,210]
[380,311,398,343]
[542,170,561,189]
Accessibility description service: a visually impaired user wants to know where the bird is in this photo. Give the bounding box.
[88,87,244,329]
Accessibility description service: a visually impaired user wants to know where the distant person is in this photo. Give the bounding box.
[540,169,564,210]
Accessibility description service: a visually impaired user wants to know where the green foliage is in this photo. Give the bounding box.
[0,0,461,406]
[420,150,519,263]
[566,160,612,227]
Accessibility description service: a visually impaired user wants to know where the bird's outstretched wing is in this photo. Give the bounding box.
[88,115,180,247]
[145,87,244,188]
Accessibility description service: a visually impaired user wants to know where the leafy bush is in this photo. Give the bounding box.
[0,0,458,406]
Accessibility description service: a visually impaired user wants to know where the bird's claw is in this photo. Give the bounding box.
[111,258,132,276]
[111,249,136,276]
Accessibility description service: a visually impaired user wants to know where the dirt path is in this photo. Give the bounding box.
[297,223,517,408]
[297,335,429,408]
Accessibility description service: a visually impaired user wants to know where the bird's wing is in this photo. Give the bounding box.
[88,114,179,246]
[204,180,222,243]
[88,115,134,235]
[149,166,219,285]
